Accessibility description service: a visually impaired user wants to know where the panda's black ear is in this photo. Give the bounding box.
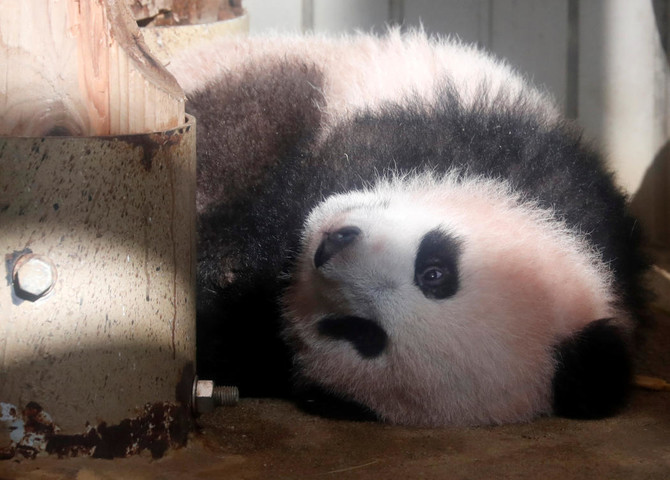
[552,318,633,419]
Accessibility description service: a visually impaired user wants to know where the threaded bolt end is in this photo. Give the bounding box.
[213,386,239,406]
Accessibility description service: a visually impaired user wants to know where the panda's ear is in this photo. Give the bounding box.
[551,318,633,419]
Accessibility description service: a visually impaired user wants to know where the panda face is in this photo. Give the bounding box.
[312,224,462,360]
[310,213,462,359]
[282,174,621,426]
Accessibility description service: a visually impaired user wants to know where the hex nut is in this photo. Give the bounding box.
[12,254,57,301]
[194,379,216,414]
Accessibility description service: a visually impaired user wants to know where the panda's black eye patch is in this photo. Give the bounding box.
[414,229,461,299]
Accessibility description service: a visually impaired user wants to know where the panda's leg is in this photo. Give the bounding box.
[552,318,633,419]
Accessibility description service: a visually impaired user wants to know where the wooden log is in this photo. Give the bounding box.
[0,0,185,136]
[127,0,175,24]
[128,0,244,26]
[141,10,248,68]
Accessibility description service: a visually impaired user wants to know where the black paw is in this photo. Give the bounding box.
[552,318,633,419]
[293,384,379,422]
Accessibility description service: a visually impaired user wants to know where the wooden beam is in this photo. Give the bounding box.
[0,0,185,136]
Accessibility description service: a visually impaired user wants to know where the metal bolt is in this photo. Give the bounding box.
[12,254,57,301]
[192,377,239,414]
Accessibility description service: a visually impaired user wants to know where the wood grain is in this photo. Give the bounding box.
[0,0,185,136]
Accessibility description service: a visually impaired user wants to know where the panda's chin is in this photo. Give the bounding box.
[316,315,388,358]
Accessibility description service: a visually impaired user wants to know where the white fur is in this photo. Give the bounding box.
[283,172,625,426]
[166,29,560,135]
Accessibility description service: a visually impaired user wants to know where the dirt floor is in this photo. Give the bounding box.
[2,312,669,480]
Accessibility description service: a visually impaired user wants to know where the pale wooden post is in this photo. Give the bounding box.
[0,0,196,447]
[0,0,185,136]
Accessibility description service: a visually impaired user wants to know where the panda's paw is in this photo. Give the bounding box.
[292,383,379,422]
[552,318,633,419]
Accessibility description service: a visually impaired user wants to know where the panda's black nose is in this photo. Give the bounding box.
[314,226,361,268]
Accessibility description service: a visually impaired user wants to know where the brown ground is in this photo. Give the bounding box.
[2,312,669,480]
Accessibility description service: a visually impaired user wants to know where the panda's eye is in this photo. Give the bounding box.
[419,266,446,286]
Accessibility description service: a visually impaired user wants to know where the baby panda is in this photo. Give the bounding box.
[166,29,649,426]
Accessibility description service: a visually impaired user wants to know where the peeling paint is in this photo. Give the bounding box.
[0,401,192,461]
[1,402,59,459]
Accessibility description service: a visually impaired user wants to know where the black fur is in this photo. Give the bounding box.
[552,319,633,418]
[192,66,648,401]
[317,315,388,358]
[293,384,379,422]
[192,59,325,395]
[188,58,325,214]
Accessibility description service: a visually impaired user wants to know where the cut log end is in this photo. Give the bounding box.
[0,0,185,137]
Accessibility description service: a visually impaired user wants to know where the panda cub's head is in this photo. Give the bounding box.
[282,172,620,427]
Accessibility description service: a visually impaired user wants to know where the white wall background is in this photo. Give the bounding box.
[242,0,670,248]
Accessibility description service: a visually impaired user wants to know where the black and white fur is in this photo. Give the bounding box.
[167,30,648,426]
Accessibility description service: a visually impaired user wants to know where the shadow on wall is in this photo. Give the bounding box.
[630,141,670,250]
[653,0,670,60]
[630,1,670,251]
